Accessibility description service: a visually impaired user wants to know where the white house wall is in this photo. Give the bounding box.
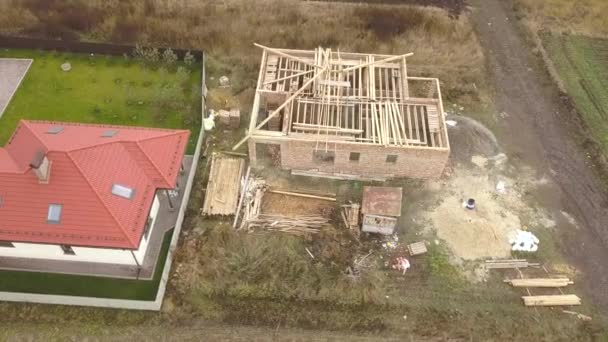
[0,242,136,265]
[0,194,162,266]
[133,194,160,265]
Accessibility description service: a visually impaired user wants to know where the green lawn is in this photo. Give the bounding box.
[0,49,201,153]
[542,33,608,151]
[0,229,172,301]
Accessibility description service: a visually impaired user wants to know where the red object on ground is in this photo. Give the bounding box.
[0,120,189,249]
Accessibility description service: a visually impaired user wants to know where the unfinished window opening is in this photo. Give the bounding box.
[46,126,64,134]
[349,152,360,162]
[313,150,335,164]
[47,204,63,224]
[0,241,14,248]
[60,245,75,255]
[112,184,135,199]
[386,155,398,163]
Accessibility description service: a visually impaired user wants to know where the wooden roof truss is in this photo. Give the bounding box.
[233,44,449,152]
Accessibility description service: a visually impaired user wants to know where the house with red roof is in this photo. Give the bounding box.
[0,120,190,278]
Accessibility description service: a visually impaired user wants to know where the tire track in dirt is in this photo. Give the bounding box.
[471,0,608,311]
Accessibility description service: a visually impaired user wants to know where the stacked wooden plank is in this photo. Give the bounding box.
[236,177,267,230]
[341,203,360,231]
[407,241,428,256]
[505,278,573,288]
[247,214,331,236]
[522,295,581,307]
[201,154,246,216]
[485,259,540,269]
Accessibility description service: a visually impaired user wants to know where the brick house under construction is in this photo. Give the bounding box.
[233,45,450,180]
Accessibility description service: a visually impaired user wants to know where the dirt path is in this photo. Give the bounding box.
[471,0,608,311]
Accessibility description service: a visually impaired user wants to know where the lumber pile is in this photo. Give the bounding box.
[201,154,246,216]
[485,259,540,269]
[505,278,573,288]
[522,295,581,307]
[235,177,267,230]
[407,241,428,256]
[341,203,360,231]
[247,214,331,236]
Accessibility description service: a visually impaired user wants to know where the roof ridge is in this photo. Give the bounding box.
[65,152,138,248]
[23,119,183,133]
[137,129,189,143]
[131,141,172,187]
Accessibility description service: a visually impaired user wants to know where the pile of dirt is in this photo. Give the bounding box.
[446,115,499,165]
[426,170,519,260]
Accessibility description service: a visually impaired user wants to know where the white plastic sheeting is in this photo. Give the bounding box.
[509,230,539,252]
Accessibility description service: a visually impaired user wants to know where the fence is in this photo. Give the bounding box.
[0,35,203,60]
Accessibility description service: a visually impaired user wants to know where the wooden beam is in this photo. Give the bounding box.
[255,43,321,69]
[268,189,336,201]
[342,52,414,72]
[522,295,581,307]
[233,67,328,150]
[262,69,314,86]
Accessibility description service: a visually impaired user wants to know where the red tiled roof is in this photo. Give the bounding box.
[0,120,190,249]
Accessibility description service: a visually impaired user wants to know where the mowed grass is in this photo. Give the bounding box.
[0,49,201,152]
[541,34,608,151]
[0,229,172,300]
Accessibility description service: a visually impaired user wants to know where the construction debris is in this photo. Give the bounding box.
[218,109,240,129]
[522,295,581,307]
[219,75,230,87]
[236,177,267,230]
[485,259,540,269]
[505,278,573,288]
[247,214,331,236]
[341,203,360,232]
[391,256,410,274]
[201,154,246,216]
[563,310,592,321]
[407,241,428,256]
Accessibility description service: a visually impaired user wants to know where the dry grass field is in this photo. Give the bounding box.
[0,0,488,113]
[514,0,608,38]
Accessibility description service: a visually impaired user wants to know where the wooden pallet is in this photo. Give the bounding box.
[407,241,427,256]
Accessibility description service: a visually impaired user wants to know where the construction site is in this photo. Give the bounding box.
[175,45,591,325]
[234,45,450,180]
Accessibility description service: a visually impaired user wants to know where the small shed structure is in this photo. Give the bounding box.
[361,186,402,235]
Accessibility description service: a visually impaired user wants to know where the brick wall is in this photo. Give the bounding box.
[277,140,449,179]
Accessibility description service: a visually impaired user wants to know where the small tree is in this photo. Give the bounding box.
[162,48,178,68]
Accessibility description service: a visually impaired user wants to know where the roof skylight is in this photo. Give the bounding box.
[101,130,118,137]
[46,126,64,134]
[47,204,63,224]
[111,184,135,199]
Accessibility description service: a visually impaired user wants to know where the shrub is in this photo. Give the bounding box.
[162,48,178,68]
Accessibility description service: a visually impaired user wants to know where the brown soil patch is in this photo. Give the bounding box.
[261,193,333,217]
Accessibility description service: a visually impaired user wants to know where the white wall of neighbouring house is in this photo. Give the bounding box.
[0,242,137,265]
[133,194,160,265]
[0,194,162,266]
